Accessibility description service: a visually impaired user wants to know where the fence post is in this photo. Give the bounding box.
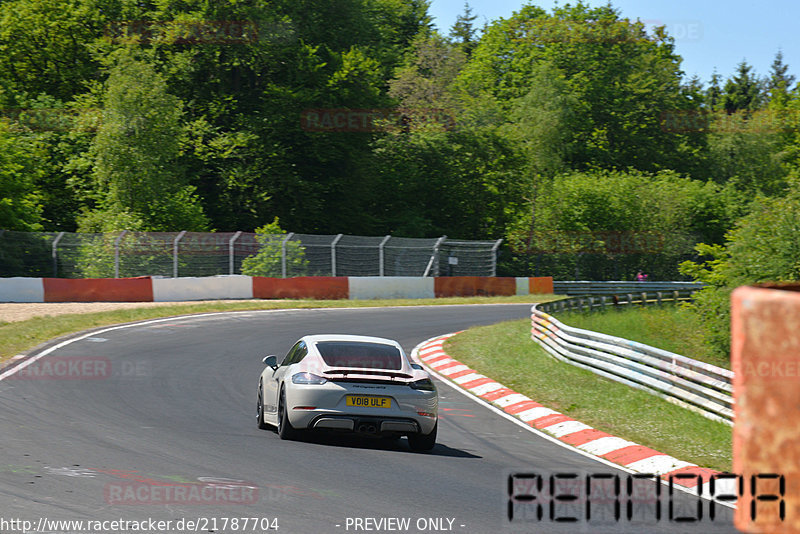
[52,231,65,277]
[423,236,447,277]
[173,231,186,278]
[378,235,390,277]
[114,230,127,279]
[331,234,343,276]
[228,231,242,275]
[490,238,503,277]
[281,232,294,278]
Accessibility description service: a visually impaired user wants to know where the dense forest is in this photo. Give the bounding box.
[2,0,800,353]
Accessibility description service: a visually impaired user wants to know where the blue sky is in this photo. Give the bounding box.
[428,0,799,86]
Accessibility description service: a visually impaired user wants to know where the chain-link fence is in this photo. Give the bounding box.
[0,230,502,278]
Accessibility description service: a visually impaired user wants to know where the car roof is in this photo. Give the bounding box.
[302,334,401,346]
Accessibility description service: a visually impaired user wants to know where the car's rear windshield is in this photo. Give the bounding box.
[316,341,403,370]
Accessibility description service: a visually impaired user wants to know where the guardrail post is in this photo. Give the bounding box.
[228,231,242,275]
[114,230,127,278]
[673,290,679,304]
[173,230,186,278]
[281,232,294,278]
[641,292,647,306]
[657,291,663,306]
[52,231,65,277]
[378,235,390,276]
[331,234,343,276]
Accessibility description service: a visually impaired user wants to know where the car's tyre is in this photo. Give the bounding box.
[257,382,269,430]
[408,422,437,452]
[277,387,299,440]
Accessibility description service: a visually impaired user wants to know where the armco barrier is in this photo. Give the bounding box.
[43,277,153,302]
[252,276,348,300]
[531,292,734,425]
[0,275,554,302]
[553,280,703,295]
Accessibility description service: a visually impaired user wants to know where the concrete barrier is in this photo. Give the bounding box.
[0,277,44,303]
[1,275,555,302]
[252,276,348,300]
[434,276,516,297]
[43,277,153,302]
[152,275,252,302]
[348,277,434,300]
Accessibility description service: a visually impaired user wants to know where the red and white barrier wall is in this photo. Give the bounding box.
[0,276,553,303]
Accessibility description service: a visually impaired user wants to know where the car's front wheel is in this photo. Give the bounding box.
[257,382,269,430]
[277,387,299,440]
[408,422,437,452]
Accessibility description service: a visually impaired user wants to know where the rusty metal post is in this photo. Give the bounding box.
[732,284,800,533]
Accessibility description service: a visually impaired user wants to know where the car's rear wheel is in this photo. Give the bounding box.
[408,422,437,452]
[257,382,269,430]
[277,387,299,440]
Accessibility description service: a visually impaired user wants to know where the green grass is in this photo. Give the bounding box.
[554,305,728,370]
[445,319,732,471]
[0,294,560,365]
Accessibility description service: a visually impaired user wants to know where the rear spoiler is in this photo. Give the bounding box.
[323,369,413,379]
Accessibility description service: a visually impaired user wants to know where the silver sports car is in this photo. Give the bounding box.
[257,334,438,451]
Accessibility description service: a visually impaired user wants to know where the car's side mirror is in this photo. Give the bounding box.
[411,363,423,370]
[262,355,278,370]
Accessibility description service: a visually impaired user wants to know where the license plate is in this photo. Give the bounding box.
[346,395,391,409]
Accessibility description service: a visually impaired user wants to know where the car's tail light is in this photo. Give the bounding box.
[409,378,435,391]
[292,372,328,385]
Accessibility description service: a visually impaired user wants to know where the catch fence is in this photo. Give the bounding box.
[0,230,502,279]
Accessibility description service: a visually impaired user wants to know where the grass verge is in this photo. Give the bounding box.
[444,319,732,471]
[0,294,559,366]
[554,305,728,369]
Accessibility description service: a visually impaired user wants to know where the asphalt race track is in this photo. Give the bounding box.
[0,305,736,533]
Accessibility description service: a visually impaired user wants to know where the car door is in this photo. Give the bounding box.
[263,340,305,421]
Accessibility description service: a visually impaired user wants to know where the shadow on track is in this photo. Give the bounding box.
[266,429,482,459]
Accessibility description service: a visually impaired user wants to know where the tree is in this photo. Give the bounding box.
[680,192,800,358]
[455,3,700,174]
[721,61,764,114]
[766,50,795,104]
[706,70,723,110]
[388,33,466,122]
[0,121,44,231]
[0,0,106,101]
[505,170,741,280]
[241,218,307,277]
[449,2,479,57]
[83,53,208,232]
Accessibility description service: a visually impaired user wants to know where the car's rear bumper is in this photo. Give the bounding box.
[285,381,437,435]
[310,414,422,435]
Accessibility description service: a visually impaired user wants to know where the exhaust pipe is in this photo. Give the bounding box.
[357,423,378,434]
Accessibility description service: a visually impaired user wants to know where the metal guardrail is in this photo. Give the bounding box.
[553,280,704,295]
[531,291,733,426]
